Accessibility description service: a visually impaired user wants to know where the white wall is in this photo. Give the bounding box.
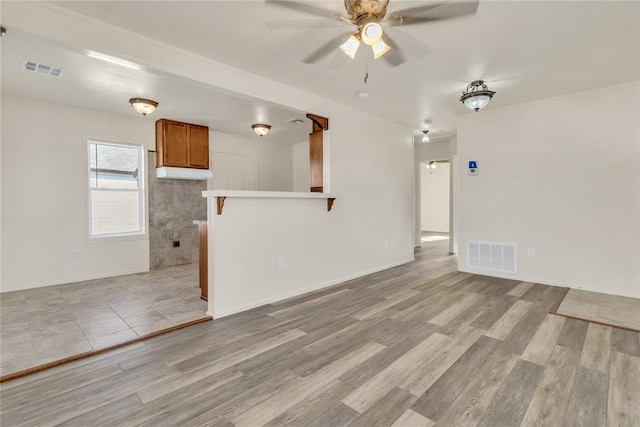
[457,82,640,298]
[211,132,294,192]
[421,162,450,232]
[1,95,153,292]
[292,141,310,192]
[208,107,413,317]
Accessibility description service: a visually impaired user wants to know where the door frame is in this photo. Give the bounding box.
[414,155,457,254]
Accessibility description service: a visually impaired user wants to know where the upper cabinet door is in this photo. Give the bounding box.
[160,120,188,167]
[156,119,209,169]
[187,125,209,169]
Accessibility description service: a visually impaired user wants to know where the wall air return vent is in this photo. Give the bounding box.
[22,60,64,78]
[468,241,517,274]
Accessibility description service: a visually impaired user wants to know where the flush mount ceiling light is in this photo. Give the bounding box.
[129,98,158,116]
[252,123,271,137]
[460,80,496,112]
[421,130,430,143]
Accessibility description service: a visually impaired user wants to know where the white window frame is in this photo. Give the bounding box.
[87,139,145,239]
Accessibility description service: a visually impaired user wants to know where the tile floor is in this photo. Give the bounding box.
[556,288,640,331]
[0,264,208,377]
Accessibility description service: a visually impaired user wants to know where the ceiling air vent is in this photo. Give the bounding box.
[286,118,305,125]
[22,60,64,78]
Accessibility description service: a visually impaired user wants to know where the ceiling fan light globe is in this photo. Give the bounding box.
[463,95,491,111]
[371,39,390,59]
[340,35,361,59]
[361,22,383,46]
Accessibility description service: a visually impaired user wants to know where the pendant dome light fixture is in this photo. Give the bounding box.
[460,80,496,112]
[421,130,430,143]
[421,119,432,143]
[129,98,158,116]
[252,123,271,137]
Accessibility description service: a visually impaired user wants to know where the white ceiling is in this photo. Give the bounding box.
[3,1,640,139]
[0,29,312,144]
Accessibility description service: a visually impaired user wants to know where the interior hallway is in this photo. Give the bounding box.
[421,231,450,245]
[1,238,637,426]
[0,264,208,378]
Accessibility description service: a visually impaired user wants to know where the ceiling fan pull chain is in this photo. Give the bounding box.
[364,59,369,84]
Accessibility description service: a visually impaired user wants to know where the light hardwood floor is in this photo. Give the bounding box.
[1,240,638,426]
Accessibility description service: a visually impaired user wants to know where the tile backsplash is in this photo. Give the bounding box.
[148,152,207,270]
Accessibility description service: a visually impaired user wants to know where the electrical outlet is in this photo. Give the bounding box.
[277,258,285,270]
[383,240,389,250]
[173,240,180,248]
[71,249,80,259]
[527,248,536,258]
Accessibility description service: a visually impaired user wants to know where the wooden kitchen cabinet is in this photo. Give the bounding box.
[156,119,209,169]
[306,113,328,193]
[309,130,323,192]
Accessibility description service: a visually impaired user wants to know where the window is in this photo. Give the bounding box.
[88,140,144,237]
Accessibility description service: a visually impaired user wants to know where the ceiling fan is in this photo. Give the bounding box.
[266,0,479,67]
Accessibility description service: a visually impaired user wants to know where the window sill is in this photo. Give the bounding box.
[85,232,148,245]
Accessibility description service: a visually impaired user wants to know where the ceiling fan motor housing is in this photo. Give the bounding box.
[345,0,389,26]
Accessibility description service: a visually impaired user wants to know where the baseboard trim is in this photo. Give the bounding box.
[0,316,213,383]
[457,267,639,299]
[0,267,150,293]
[213,257,416,318]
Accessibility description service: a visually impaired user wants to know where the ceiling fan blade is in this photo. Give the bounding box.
[381,35,407,67]
[302,32,352,64]
[266,0,345,21]
[386,1,479,27]
[265,19,349,29]
[384,28,431,58]
[327,50,351,70]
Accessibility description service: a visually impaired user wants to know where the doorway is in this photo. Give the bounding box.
[418,159,454,250]
[209,150,258,191]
